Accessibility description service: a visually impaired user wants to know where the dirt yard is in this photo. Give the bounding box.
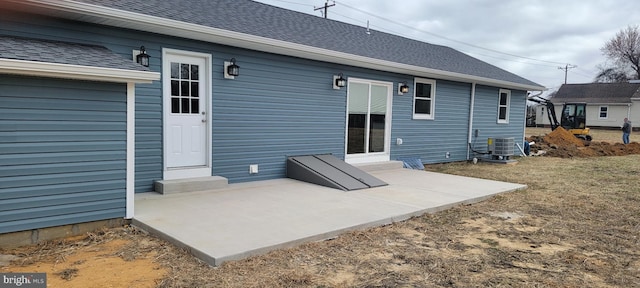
[527,127,640,158]
[2,129,640,287]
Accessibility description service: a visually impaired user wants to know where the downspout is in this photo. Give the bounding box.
[466,83,476,160]
[521,92,528,156]
[628,103,631,119]
[126,82,135,219]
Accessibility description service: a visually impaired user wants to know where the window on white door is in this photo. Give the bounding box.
[170,62,200,114]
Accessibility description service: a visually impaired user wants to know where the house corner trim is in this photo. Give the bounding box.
[126,82,135,219]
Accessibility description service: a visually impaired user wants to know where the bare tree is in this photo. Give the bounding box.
[593,65,629,83]
[601,25,640,80]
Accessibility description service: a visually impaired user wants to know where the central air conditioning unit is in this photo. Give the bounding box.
[487,137,514,157]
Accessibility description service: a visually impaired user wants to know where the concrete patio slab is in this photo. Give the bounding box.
[132,168,526,266]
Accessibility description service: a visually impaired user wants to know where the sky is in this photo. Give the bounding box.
[253,0,640,96]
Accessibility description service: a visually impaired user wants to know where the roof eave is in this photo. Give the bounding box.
[551,100,632,105]
[0,58,160,83]
[18,0,544,91]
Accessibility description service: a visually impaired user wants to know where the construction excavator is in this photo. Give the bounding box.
[528,95,592,141]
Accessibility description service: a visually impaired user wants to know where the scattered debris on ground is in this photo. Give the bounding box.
[527,127,640,158]
[1,227,167,288]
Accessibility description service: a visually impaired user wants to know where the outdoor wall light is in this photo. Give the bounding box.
[333,73,346,89]
[224,58,240,79]
[135,46,150,67]
[398,82,410,95]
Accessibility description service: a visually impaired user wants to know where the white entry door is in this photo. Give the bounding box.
[163,50,211,179]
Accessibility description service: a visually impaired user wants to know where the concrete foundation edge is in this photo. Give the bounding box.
[0,218,130,249]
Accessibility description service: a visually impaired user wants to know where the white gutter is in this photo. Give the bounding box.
[0,59,160,83]
[17,0,544,91]
[466,83,476,160]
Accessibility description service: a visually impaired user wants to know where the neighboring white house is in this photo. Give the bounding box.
[535,82,640,130]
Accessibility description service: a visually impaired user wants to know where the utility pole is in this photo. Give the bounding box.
[314,1,335,19]
[558,64,577,84]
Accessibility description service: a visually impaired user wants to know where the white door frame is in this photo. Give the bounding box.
[344,77,393,164]
[162,48,212,180]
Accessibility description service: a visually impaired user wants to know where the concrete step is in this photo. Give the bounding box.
[154,176,228,194]
[354,160,404,172]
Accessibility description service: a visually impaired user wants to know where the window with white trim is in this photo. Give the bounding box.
[497,89,510,123]
[599,106,608,119]
[413,78,436,119]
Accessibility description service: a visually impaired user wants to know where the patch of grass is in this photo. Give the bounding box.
[479,238,499,247]
[55,268,79,280]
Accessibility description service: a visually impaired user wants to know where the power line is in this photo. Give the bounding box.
[333,0,573,67]
[328,9,559,69]
[262,0,315,8]
[467,52,560,68]
[576,67,597,76]
[571,70,596,80]
[259,0,583,79]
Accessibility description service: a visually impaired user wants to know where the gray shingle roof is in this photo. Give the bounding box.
[0,36,149,71]
[73,0,540,88]
[552,83,640,104]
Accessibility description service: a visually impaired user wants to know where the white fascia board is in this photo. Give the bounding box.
[589,103,632,105]
[21,0,545,91]
[0,58,160,83]
[553,101,631,106]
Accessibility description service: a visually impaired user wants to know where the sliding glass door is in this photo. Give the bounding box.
[346,79,392,163]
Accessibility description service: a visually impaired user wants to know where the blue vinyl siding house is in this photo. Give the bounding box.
[0,0,544,234]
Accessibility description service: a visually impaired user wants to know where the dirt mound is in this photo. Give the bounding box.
[543,127,584,147]
[528,127,640,158]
